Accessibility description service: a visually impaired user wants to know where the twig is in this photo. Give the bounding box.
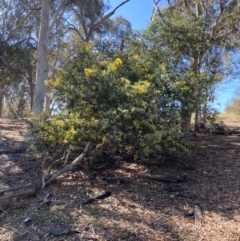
[62,151,70,166]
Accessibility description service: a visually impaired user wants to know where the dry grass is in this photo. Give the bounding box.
[0,118,240,241]
[217,117,240,128]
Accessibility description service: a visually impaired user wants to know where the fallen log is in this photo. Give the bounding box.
[0,142,91,201]
[138,173,188,183]
[0,182,40,200]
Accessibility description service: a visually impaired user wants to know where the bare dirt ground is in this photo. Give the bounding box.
[0,117,239,241]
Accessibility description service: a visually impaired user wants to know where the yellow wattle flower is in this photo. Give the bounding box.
[110,58,123,72]
[84,68,96,77]
[133,54,139,60]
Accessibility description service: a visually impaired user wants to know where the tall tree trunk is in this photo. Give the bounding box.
[26,68,35,110]
[202,89,210,125]
[7,92,14,117]
[0,87,4,117]
[44,85,52,114]
[193,54,202,131]
[181,111,191,136]
[0,87,3,144]
[32,0,66,114]
[16,87,25,117]
[194,109,200,131]
[32,0,50,114]
[202,100,207,124]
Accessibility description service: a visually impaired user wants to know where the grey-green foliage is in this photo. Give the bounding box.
[93,16,133,52]
[148,0,240,132]
[65,0,112,41]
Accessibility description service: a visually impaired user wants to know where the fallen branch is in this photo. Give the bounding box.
[138,173,188,183]
[0,183,40,200]
[173,192,195,198]
[81,191,112,205]
[0,142,91,201]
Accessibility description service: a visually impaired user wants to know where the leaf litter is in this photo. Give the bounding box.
[0,117,239,241]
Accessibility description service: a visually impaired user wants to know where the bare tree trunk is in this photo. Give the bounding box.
[194,109,200,131]
[192,52,202,131]
[202,101,207,124]
[7,92,14,117]
[181,112,191,136]
[16,87,25,117]
[44,85,52,114]
[0,87,5,117]
[32,0,50,114]
[32,0,66,114]
[26,68,35,110]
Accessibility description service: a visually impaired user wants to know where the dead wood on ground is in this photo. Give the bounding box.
[0,142,91,201]
[138,173,188,183]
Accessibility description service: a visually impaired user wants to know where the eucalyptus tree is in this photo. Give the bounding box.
[63,0,130,42]
[32,0,131,114]
[4,80,30,118]
[0,40,31,116]
[32,0,67,114]
[0,0,38,116]
[93,15,133,53]
[151,0,240,134]
[0,0,37,142]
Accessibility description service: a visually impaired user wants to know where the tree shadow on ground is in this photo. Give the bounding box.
[0,119,239,240]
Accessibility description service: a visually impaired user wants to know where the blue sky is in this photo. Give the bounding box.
[110,0,240,112]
